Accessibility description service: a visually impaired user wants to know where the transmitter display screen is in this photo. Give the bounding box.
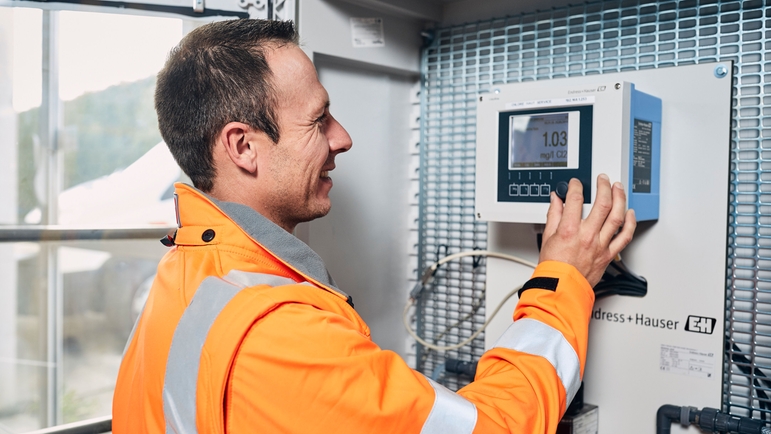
[508,111,580,170]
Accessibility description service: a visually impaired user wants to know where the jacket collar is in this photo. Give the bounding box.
[175,183,348,300]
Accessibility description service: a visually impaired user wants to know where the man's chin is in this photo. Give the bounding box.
[297,202,332,224]
[313,204,332,220]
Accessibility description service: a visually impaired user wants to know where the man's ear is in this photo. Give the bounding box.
[218,122,270,174]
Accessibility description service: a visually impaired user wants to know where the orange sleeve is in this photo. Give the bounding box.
[458,260,594,433]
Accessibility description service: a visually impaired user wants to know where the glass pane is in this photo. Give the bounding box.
[16,10,186,227]
[55,10,185,426]
[10,240,166,430]
[58,10,183,196]
[60,240,166,423]
[0,7,189,431]
[9,6,42,225]
[1,7,43,432]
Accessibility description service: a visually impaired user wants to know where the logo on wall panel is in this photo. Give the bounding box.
[685,316,717,335]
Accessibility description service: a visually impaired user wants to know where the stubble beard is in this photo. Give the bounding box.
[267,184,331,230]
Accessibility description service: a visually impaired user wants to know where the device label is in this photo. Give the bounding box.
[572,406,599,434]
[633,119,652,193]
[591,307,680,330]
[660,344,716,379]
[684,315,717,335]
[505,95,595,110]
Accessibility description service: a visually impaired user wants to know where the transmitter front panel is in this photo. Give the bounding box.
[496,105,593,204]
[476,80,660,223]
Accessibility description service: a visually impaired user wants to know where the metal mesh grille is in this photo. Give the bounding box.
[417,0,771,414]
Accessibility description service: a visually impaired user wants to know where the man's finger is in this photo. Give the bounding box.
[598,181,628,246]
[560,178,584,230]
[584,174,613,234]
[543,191,563,242]
[608,209,637,256]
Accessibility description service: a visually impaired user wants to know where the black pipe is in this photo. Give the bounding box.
[697,407,768,434]
[657,404,697,434]
[445,358,478,378]
[657,405,770,434]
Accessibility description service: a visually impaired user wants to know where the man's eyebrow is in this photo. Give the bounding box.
[316,101,330,118]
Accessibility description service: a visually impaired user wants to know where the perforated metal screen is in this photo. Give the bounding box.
[416,0,771,417]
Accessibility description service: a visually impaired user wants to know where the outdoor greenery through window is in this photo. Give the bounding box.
[0,7,189,432]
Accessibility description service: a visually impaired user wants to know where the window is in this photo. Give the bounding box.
[0,8,191,431]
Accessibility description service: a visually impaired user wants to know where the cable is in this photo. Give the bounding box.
[593,255,647,299]
[405,248,646,352]
[403,285,523,352]
[403,284,523,352]
[730,342,771,422]
[404,250,536,352]
[409,250,536,300]
[535,229,646,300]
[430,362,446,381]
[431,250,538,271]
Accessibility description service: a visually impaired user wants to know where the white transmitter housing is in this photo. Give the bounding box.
[475,80,661,224]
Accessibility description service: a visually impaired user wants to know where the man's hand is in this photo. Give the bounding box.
[539,174,637,287]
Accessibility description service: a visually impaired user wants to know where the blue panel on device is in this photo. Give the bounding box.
[628,86,661,221]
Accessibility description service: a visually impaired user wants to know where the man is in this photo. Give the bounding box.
[113,19,636,433]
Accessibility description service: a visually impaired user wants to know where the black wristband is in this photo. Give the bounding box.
[518,277,560,298]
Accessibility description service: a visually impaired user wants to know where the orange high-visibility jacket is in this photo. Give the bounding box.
[113,183,594,434]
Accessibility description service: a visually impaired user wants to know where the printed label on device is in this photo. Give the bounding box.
[572,406,598,434]
[659,344,715,379]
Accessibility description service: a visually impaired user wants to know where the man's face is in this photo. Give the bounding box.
[259,45,352,231]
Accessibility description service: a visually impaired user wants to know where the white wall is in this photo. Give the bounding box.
[0,7,18,410]
[296,0,421,358]
[299,0,423,75]
[308,57,415,357]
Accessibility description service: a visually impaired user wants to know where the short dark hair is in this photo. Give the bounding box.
[155,19,298,192]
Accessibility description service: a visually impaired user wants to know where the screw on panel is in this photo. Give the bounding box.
[477,213,481,218]
[614,83,621,90]
[714,64,728,78]
[493,88,500,94]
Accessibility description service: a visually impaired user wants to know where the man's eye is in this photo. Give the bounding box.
[315,114,327,125]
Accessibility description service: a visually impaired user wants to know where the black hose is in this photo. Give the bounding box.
[444,358,478,378]
[656,404,770,434]
[730,342,771,422]
[697,407,768,434]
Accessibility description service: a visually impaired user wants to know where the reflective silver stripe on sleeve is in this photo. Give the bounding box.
[163,272,299,434]
[493,318,581,404]
[420,377,477,434]
[222,269,311,289]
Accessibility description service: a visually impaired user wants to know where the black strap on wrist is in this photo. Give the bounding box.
[518,277,560,298]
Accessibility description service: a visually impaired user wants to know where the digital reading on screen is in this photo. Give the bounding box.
[509,111,580,170]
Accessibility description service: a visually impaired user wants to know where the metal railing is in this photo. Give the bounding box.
[0,225,173,242]
[23,416,112,434]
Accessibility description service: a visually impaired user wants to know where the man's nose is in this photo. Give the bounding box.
[328,115,353,154]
